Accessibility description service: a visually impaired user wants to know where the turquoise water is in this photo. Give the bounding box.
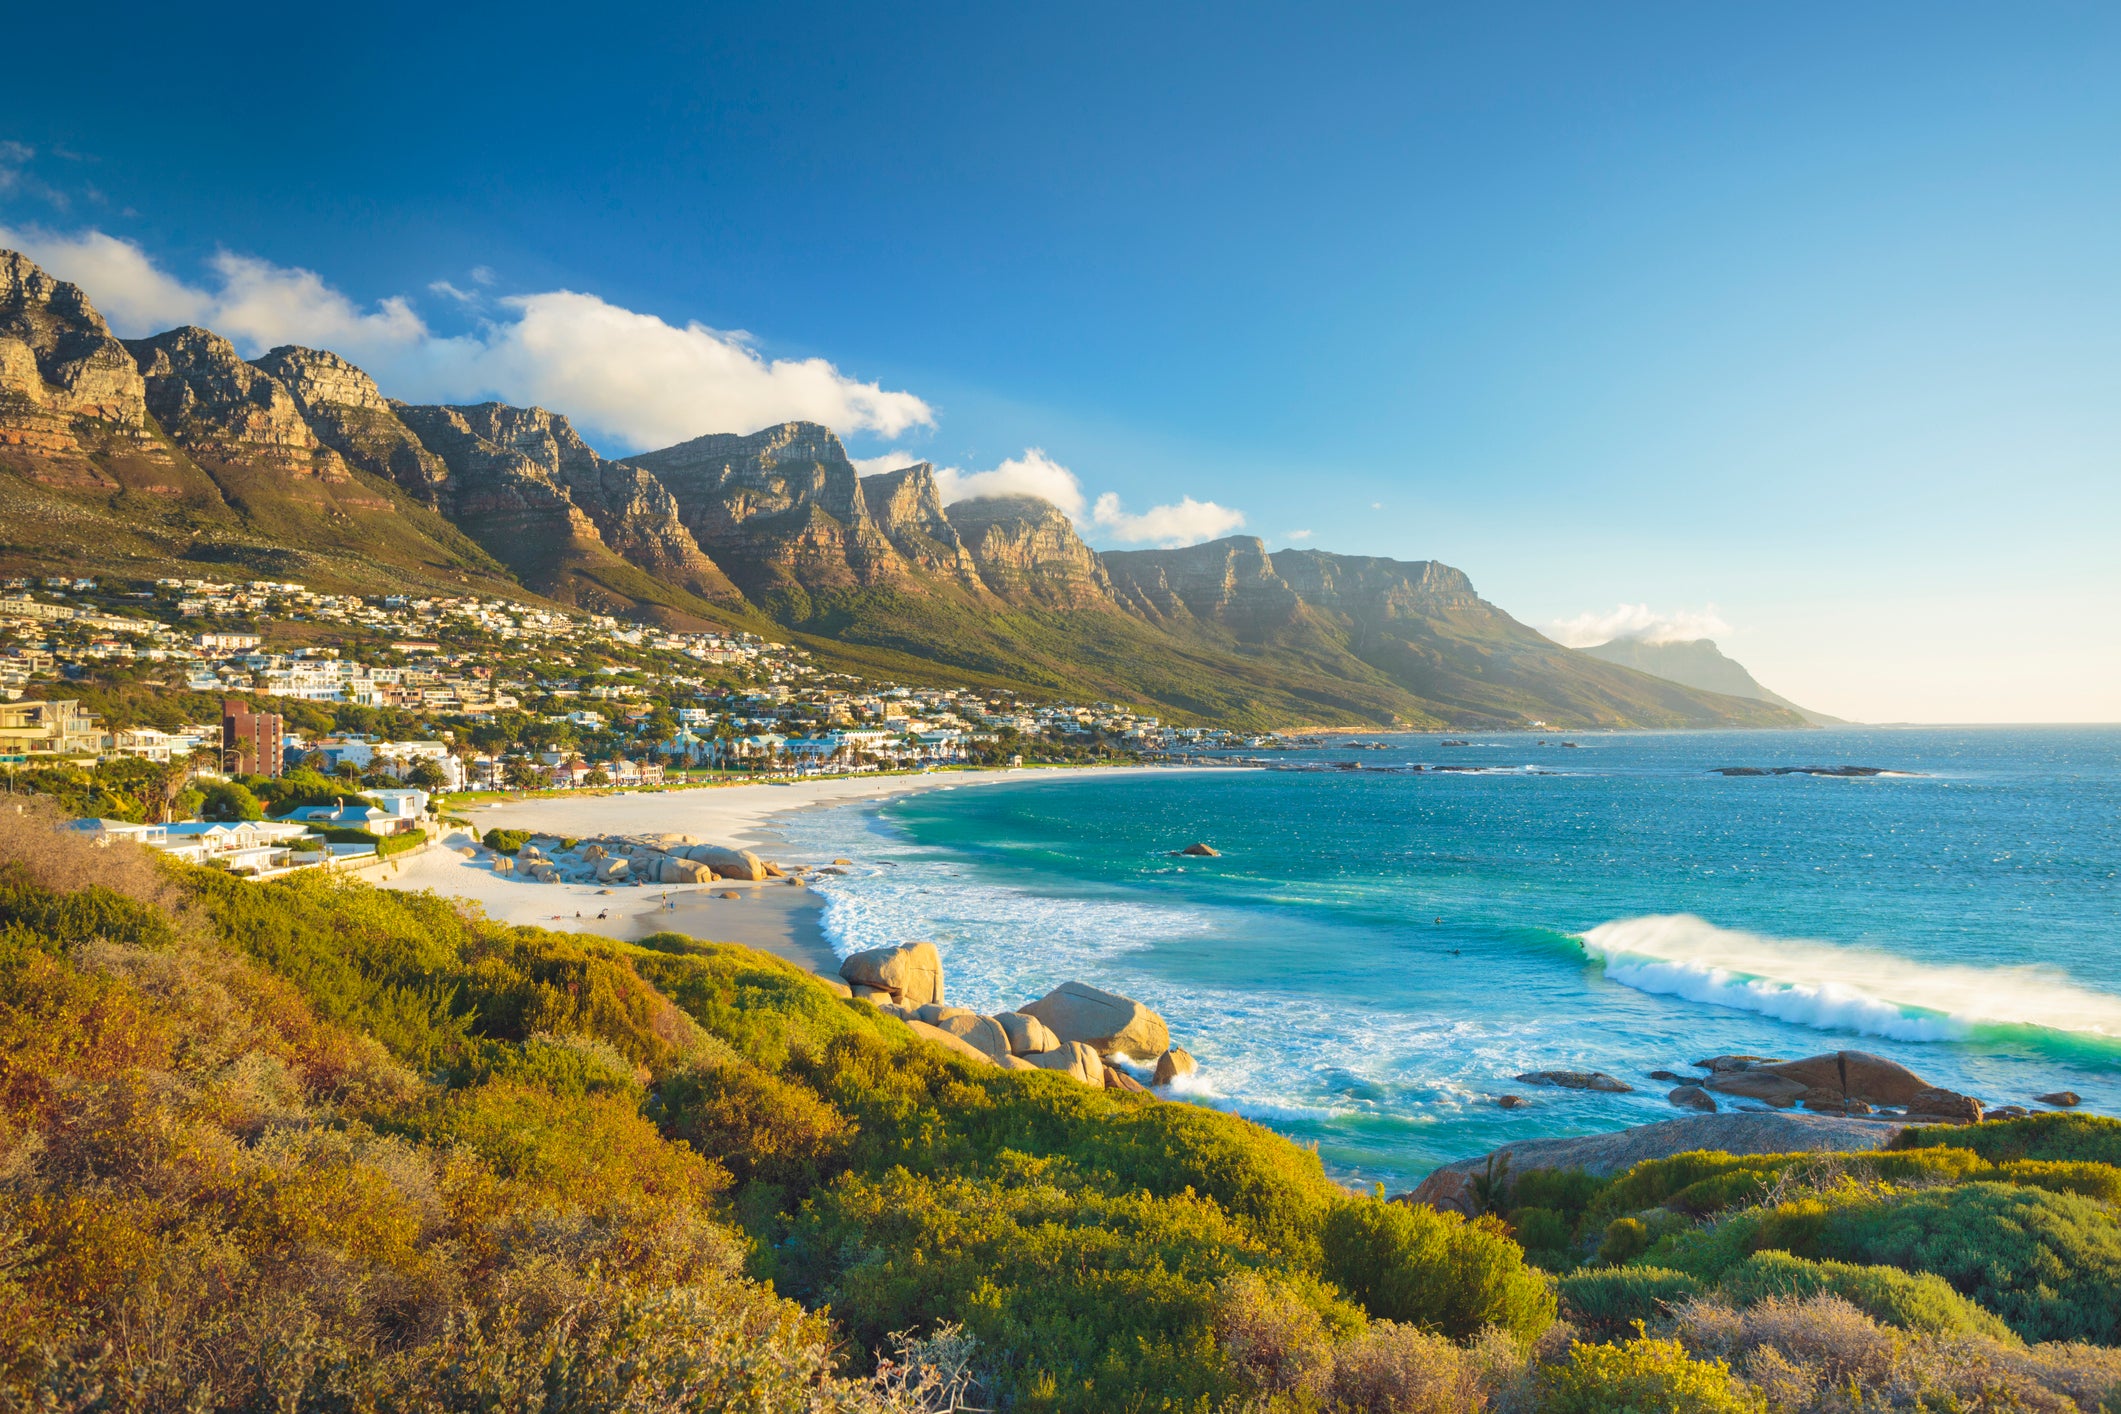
[779,728,2121,1190]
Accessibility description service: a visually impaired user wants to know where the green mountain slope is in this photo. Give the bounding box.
[1579,636,1846,725]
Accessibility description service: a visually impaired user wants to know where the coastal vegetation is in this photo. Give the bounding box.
[5,803,2120,1410]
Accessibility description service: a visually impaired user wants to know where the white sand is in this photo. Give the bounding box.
[380,766,1185,970]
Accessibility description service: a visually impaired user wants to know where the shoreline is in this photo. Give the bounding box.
[382,765,1198,974]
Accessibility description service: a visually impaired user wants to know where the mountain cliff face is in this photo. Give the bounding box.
[1104,536,1302,630]
[622,422,912,605]
[0,245,1814,729]
[0,251,181,492]
[947,495,1115,607]
[860,463,986,588]
[252,346,453,506]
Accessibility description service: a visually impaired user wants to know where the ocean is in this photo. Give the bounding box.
[776,727,2121,1191]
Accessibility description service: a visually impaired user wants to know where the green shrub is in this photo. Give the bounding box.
[1807,1181,2121,1344]
[1556,1267,1704,1335]
[1715,1250,2015,1340]
[1590,1151,1784,1224]
[1509,1205,1575,1257]
[1994,1158,2121,1205]
[1513,1164,1606,1220]
[1600,1216,1655,1266]
[1541,1334,1763,1413]
[482,827,531,855]
[1896,1112,2121,1167]
[1319,1198,1555,1341]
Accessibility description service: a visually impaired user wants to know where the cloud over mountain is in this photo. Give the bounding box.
[1548,602,1732,647]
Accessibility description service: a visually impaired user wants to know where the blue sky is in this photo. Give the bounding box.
[3,2,2116,722]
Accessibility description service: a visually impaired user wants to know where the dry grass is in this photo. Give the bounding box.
[1673,1293,2121,1412]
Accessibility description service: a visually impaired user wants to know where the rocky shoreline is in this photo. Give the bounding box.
[1410,1046,2090,1215]
[826,940,1192,1093]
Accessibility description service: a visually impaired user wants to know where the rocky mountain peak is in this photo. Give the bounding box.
[0,249,149,427]
[862,462,984,587]
[435,402,602,481]
[123,326,336,460]
[945,495,1113,606]
[251,345,389,415]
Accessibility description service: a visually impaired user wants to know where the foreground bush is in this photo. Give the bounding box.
[1541,1333,1763,1413]
[1321,1197,1557,1342]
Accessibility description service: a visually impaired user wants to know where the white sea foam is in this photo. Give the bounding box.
[1581,914,2121,1043]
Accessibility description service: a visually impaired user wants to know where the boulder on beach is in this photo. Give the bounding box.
[905,1018,998,1067]
[994,1010,1061,1056]
[1022,981,1169,1058]
[1153,1046,1197,1085]
[1668,1084,1717,1112]
[1515,1070,1633,1093]
[840,941,944,1010]
[594,857,630,882]
[581,843,608,861]
[685,845,768,882]
[1026,1040,1105,1086]
[490,855,513,874]
[930,1012,1012,1062]
[819,976,853,999]
[1400,1112,1906,1216]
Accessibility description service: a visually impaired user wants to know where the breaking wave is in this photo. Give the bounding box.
[1581,914,2121,1045]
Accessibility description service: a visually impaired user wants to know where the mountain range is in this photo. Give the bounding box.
[0,249,1810,730]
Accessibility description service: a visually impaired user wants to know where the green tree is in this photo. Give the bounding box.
[199,780,265,822]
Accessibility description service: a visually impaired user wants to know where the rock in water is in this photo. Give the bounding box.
[1023,982,1170,1058]
[1026,1040,1106,1086]
[840,941,944,1009]
[1495,1094,1527,1110]
[1668,1085,1717,1112]
[1180,842,1220,856]
[1400,1112,1905,1215]
[1906,1087,1984,1124]
[1152,1046,1197,1085]
[2037,1091,2082,1107]
[1105,1066,1149,1094]
[1704,1071,1810,1108]
[995,1010,1061,1055]
[1514,1070,1633,1093]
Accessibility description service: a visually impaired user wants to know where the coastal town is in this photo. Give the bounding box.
[0,572,1285,872]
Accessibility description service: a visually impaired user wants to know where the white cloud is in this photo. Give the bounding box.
[427,279,479,304]
[1090,492,1246,546]
[1285,528,1314,542]
[850,451,922,478]
[931,448,1087,516]
[1548,602,1733,648]
[0,224,933,453]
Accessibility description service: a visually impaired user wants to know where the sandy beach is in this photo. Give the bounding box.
[381,766,1184,973]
